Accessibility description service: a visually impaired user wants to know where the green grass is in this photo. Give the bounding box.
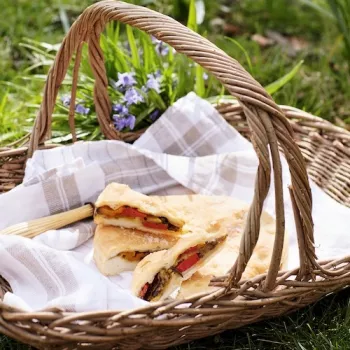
[1,0,349,146]
[1,0,350,349]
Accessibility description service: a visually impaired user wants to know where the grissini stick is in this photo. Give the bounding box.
[0,204,94,239]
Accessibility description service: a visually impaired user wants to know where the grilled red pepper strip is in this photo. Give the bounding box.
[122,207,147,218]
[176,253,200,273]
[140,283,149,298]
[182,246,197,255]
[143,221,168,230]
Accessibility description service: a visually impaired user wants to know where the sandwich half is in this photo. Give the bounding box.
[177,208,289,299]
[94,183,185,236]
[131,229,228,302]
[93,225,178,275]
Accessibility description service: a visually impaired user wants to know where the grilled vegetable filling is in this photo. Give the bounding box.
[97,206,179,231]
[174,237,225,275]
[140,268,173,301]
[139,237,226,300]
[119,251,150,262]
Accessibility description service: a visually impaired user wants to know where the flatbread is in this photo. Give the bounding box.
[93,225,178,275]
[131,228,228,301]
[159,195,289,299]
[94,183,185,236]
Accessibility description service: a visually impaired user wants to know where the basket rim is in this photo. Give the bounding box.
[0,1,350,347]
[2,254,350,314]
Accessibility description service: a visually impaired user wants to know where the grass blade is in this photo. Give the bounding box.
[126,25,140,69]
[300,0,335,20]
[195,64,205,97]
[327,0,350,58]
[207,60,303,102]
[141,33,151,73]
[224,37,253,73]
[265,60,304,95]
[0,90,8,115]
[187,0,197,32]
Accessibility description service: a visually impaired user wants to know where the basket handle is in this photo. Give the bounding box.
[27,0,317,290]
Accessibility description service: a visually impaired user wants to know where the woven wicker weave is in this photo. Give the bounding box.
[0,1,350,349]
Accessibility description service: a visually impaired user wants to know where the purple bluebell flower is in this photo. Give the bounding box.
[151,36,169,56]
[124,88,144,106]
[112,103,128,115]
[116,72,136,90]
[156,42,169,56]
[203,72,209,80]
[154,70,162,78]
[113,116,126,131]
[124,114,136,130]
[146,73,161,93]
[61,95,71,107]
[75,104,90,115]
[113,114,136,131]
[149,109,161,122]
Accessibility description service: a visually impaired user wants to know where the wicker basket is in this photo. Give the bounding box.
[1,1,350,349]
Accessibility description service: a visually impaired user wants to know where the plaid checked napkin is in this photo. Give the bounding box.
[0,92,349,312]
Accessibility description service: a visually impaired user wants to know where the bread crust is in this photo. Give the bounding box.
[94,183,185,231]
[93,225,178,275]
[177,200,289,299]
[94,190,289,299]
[131,229,227,301]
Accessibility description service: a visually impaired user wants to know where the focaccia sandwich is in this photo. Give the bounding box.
[177,208,289,299]
[94,183,185,236]
[93,225,178,275]
[131,228,228,302]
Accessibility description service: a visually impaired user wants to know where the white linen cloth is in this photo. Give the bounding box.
[0,92,349,312]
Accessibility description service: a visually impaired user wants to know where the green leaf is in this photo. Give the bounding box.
[208,60,304,102]
[22,38,60,51]
[135,106,154,126]
[195,64,205,97]
[224,37,253,74]
[0,91,8,115]
[206,95,237,105]
[187,0,197,32]
[0,131,23,143]
[140,31,157,74]
[113,22,120,45]
[126,25,140,69]
[300,0,335,20]
[327,0,350,58]
[113,46,130,73]
[89,128,102,141]
[265,60,304,95]
[18,43,56,59]
[148,89,167,110]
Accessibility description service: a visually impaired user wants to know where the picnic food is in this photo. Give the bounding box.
[94,183,185,236]
[93,225,178,275]
[93,188,288,300]
[131,229,228,302]
[177,208,289,299]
